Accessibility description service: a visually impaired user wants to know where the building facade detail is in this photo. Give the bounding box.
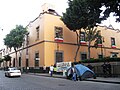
[1,3,120,69]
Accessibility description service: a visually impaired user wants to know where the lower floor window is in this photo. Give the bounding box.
[13,58,15,67]
[35,60,39,67]
[35,52,39,67]
[55,51,63,63]
[19,57,21,67]
[111,53,118,58]
[26,59,29,67]
[81,53,87,60]
[98,54,103,59]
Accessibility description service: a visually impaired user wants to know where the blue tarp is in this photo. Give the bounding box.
[66,64,96,80]
[75,64,95,76]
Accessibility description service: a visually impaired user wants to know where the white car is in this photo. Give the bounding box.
[5,67,21,77]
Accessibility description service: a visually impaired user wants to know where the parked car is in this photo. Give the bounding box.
[5,67,21,77]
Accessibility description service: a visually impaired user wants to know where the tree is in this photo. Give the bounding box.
[3,55,12,67]
[84,27,101,60]
[4,25,27,68]
[81,0,120,22]
[61,0,102,62]
[94,34,104,58]
[100,0,120,22]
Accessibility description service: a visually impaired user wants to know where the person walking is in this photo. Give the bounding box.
[106,62,111,77]
[71,64,77,81]
[43,65,46,73]
[101,62,107,77]
[72,69,77,81]
[50,65,54,76]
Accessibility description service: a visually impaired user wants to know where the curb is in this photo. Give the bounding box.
[26,73,120,84]
[27,73,66,79]
[86,79,120,84]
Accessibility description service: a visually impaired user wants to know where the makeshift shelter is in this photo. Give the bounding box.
[66,64,96,80]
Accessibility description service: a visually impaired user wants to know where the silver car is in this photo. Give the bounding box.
[5,67,21,77]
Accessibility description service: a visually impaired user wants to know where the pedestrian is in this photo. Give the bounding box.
[87,63,93,70]
[106,62,111,77]
[101,62,107,77]
[50,65,54,76]
[72,69,77,81]
[71,64,77,81]
[43,65,46,73]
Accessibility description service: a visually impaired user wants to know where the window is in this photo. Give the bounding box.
[81,53,87,60]
[26,33,29,45]
[36,26,39,40]
[97,37,103,47]
[35,52,39,67]
[110,52,118,58]
[26,59,29,67]
[55,27,63,41]
[19,57,21,67]
[80,32,86,42]
[98,54,103,59]
[98,38,102,44]
[111,37,115,46]
[55,51,63,63]
[13,58,15,67]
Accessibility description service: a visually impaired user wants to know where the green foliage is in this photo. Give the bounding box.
[94,35,104,48]
[85,28,101,42]
[62,0,120,28]
[84,27,102,59]
[61,0,103,62]
[80,57,120,63]
[4,25,27,50]
[80,0,120,22]
[101,0,120,22]
[3,55,11,62]
[61,0,102,31]
[4,25,27,67]
[0,58,3,63]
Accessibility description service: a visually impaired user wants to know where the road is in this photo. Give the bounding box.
[0,71,120,90]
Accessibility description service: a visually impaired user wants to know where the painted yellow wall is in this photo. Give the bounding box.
[7,13,120,68]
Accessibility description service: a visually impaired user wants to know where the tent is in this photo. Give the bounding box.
[66,64,96,80]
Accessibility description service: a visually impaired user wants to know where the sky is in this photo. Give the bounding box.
[0,0,119,49]
[0,0,68,49]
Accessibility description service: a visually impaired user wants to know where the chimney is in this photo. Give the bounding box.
[41,3,55,13]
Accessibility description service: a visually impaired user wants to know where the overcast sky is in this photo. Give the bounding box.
[0,0,119,50]
[0,0,68,49]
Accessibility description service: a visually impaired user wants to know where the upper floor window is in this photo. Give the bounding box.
[111,37,116,48]
[111,37,115,46]
[26,33,29,45]
[80,32,86,42]
[55,27,63,42]
[80,32,87,45]
[98,38,102,44]
[36,26,39,41]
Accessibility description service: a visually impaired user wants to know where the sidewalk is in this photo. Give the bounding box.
[27,73,120,84]
[86,77,120,84]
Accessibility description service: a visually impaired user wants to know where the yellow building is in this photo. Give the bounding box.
[2,3,120,69]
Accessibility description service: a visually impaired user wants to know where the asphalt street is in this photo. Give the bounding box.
[0,71,120,90]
